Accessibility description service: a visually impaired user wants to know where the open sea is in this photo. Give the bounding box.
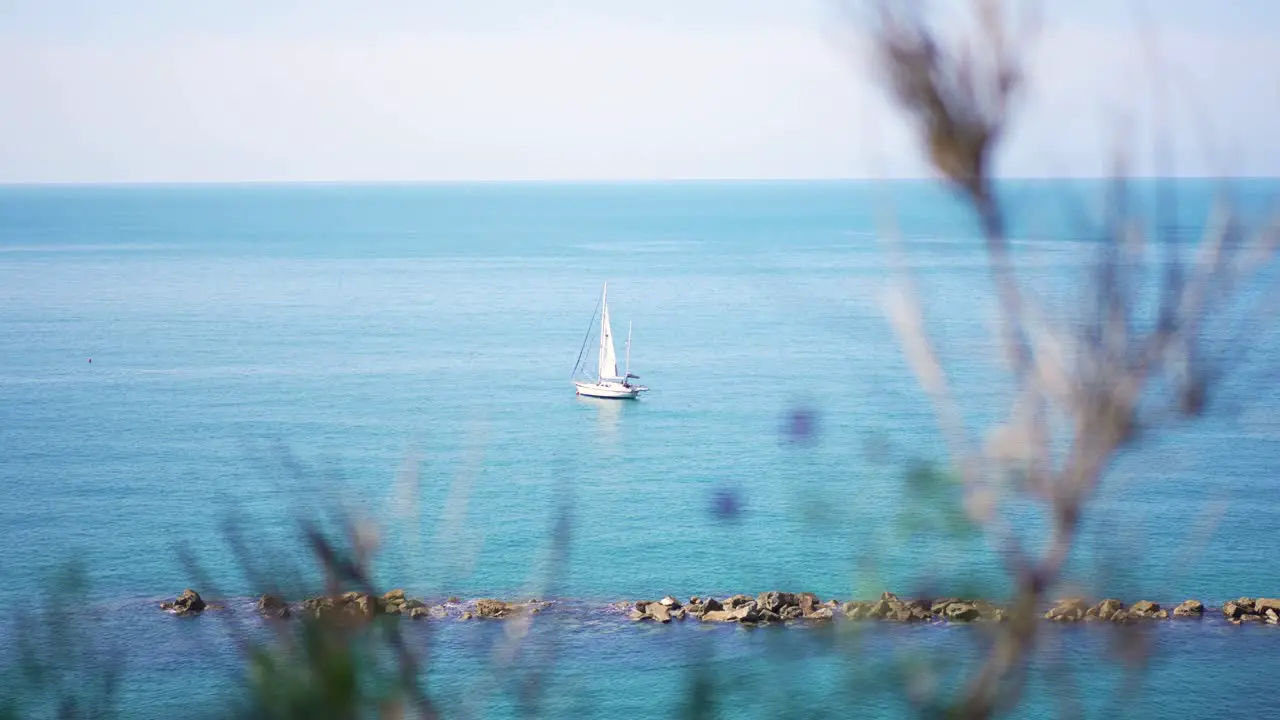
[1,180,1279,717]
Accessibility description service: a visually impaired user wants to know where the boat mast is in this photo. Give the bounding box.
[625,321,632,376]
[598,282,608,382]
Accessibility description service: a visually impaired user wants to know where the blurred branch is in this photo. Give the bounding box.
[863,0,1278,717]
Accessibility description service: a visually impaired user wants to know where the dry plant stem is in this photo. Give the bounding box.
[303,522,440,720]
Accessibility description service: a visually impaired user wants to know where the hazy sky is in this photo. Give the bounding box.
[1,0,1277,183]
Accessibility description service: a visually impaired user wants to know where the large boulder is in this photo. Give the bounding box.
[1129,600,1160,616]
[1222,600,1252,620]
[798,593,821,614]
[162,589,207,616]
[700,610,733,623]
[1044,598,1088,622]
[1086,599,1124,621]
[780,606,804,620]
[930,598,960,616]
[1172,600,1204,618]
[1254,598,1280,614]
[645,603,672,623]
[724,595,754,610]
[659,596,682,609]
[700,598,724,614]
[945,602,980,622]
[381,589,407,613]
[806,607,834,621]
[756,592,798,614]
[256,594,290,619]
[475,599,515,619]
[728,602,761,623]
[338,592,377,619]
[842,602,871,620]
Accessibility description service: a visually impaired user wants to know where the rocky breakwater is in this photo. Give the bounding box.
[1220,597,1280,624]
[268,590,549,622]
[627,592,1003,625]
[1042,597,1280,624]
[159,589,1280,628]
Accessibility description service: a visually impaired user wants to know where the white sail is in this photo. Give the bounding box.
[597,283,620,380]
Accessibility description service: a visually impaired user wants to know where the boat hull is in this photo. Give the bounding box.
[575,381,645,399]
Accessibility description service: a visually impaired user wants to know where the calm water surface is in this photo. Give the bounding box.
[2,181,1278,717]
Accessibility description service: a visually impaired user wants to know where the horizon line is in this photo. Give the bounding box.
[1,174,1278,189]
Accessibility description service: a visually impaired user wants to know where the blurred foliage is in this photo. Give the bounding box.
[0,562,120,720]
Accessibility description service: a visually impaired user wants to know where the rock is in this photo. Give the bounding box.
[660,596,682,608]
[1045,598,1088,622]
[1172,600,1203,618]
[429,605,447,619]
[823,599,840,609]
[701,598,724,613]
[806,607,834,621]
[347,592,377,618]
[843,602,870,620]
[629,610,646,621]
[1086,599,1124,622]
[381,589,406,611]
[796,593,821,614]
[1266,609,1280,625]
[671,607,687,621]
[689,596,701,605]
[1222,601,1250,620]
[724,594,754,610]
[301,596,335,619]
[780,606,804,620]
[1255,598,1280,614]
[931,598,960,616]
[256,594,290,619]
[460,611,473,620]
[447,596,460,604]
[402,598,426,611]
[972,600,1003,620]
[634,600,651,612]
[646,603,672,623]
[756,592,799,613]
[475,599,515,618]
[880,591,899,602]
[755,609,782,623]
[945,602,980,622]
[1240,613,1264,624]
[867,599,892,620]
[1129,600,1161,618]
[728,602,761,623]
[409,607,428,620]
[164,589,207,616]
[701,610,733,623]
[903,600,932,622]
[1154,609,1168,619]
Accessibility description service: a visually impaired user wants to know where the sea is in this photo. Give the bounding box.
[1,180,1278,718]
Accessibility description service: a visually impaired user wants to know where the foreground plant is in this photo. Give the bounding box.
[864,0,1279,716]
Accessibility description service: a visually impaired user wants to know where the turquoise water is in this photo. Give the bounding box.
[2,180,1279,717]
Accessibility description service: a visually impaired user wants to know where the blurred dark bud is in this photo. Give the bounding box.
[709,487,743,522]
[782,406,820,445]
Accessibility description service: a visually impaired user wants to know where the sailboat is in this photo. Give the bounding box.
[573,282,649,399]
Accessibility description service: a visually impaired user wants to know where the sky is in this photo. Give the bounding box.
[0,0,1277,183]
